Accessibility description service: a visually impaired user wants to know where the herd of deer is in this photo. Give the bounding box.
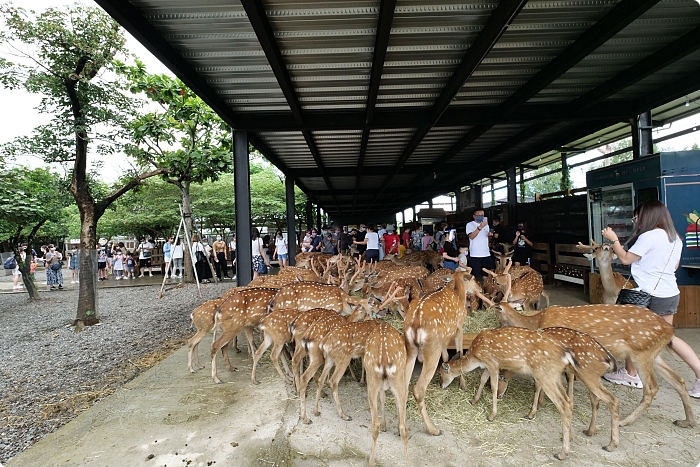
[185,242,696,465]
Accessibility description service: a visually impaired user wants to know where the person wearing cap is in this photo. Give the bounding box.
[383,225,400,257]
[442,229,460,271]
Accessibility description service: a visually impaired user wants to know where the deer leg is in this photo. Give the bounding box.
[527,381,542,420]
[487,366,502,422]
[584,379,620,452]
[498,370,515,398]
[313,357,335,418]
[360,360,366,385]
[404,344,418,390]
[251,333,273,385]
[187,329,209,373]
[244,326,257,356]
[472,369,490,405]
[298,350,324,424]
[233,335,241,353]
[391,368,410,467]
[347,361,358,381]
[454,329,468,391]
[541,379,572,461]
[222,341,235,371]
[328,358,353,421]
[379,385,387,432]
[291,345,305,392]
[620,358,659,427]
[653,354,697,428]
[413,345,443,435]
[272,342,294,384]
[210,327,240,384]
[367,375,381,467]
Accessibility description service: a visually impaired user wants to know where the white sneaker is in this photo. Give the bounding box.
[603,368,643,388]
[70,281,76,284]
[689,378,700,398]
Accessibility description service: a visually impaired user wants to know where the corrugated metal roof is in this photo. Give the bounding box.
[96,0,700,220]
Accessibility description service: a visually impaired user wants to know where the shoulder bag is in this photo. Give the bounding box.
[616,241,675,308]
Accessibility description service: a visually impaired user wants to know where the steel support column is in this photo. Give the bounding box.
[506,167,517,223]
[639,111,653,156]
[316,205,321,230]
[630,116,640,159]
[305,200,313,230]
[233,130,252,286]
[285,176,296,265]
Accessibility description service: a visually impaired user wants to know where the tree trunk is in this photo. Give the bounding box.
[18,257,40,299]
[181,180,195,284]
[75,205,100,327]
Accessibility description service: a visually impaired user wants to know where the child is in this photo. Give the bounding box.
[125,252,136,279]
[113,248,124,280]
[97,246,108,281]
[457,245,469,272]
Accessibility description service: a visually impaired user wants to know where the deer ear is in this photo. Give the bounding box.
[612,253,618,260]
[583,253,593,260]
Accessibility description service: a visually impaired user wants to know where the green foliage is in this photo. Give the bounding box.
[118,60,232,186]
[521,163,562,199]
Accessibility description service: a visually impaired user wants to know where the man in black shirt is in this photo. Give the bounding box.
[492,215,516,252]
[355,224,367,255]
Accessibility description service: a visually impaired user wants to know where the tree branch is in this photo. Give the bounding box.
[95,167,167,217]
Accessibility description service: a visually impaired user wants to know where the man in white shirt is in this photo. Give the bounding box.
[465,209,493,282]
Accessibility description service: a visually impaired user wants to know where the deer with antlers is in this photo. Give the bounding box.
[577,240,636,304]
[439,326,576,460]
[404,270,491,435]
[492,299,696,429]
[269,281,375,315]
[483,261,549,311]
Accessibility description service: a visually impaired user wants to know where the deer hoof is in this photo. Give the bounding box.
[342,415,352,421]
[583,429,595,437]
[252,379,259,385]
[313,410,320,417]
[602,443,617,452]
[302,418,312,425]
[214,378,223,385]
[554,452,567,461]
[673,419,694,428]
[235,347,242,353]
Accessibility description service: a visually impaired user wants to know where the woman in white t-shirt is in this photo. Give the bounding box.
[603,199,700,397]
[272,230,289,268]
[252,227,271,279]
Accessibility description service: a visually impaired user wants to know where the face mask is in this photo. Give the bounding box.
[518,226,524,231]
[475,216,484,223]
[216,236,222,241]
[361,227,366,232]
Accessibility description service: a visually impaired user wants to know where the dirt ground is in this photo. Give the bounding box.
[6,284,700,467]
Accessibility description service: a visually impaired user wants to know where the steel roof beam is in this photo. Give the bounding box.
[364,0,528,215]
[353,0,397,215]
[240,0,340,211]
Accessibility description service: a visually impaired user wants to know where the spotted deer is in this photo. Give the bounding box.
[278,265,323,282]
[364,322,410,467]
[312,319,380,421]
[483,262,549,311]
[404,270,489,435]
[295,308,371,424]
[493,300,696,428]
[270,281,374,315]
[187,298,228,373]
[576,240,636,304]
[250,307,304,385]
[439,327,576,460]
[209,287,279,384]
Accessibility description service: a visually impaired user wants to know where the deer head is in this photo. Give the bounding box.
[577,240,617,265]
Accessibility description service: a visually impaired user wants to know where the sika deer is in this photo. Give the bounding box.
[403,271,489,435]
[209,287,278,384]
[483,262,549,311]
[439,327,576,460]
[251,308,304,385]
[494,301,696,428]
[577,240,636,304]
[187,298,227,373]
[312,319,379,421]
[364,322,409,467]
[295,307,371,425]
[270,281,374,315]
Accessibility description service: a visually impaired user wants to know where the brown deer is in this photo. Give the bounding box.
[439,327,576,460]
[364,322,410,467]
[295,308,371,424]
[403,270,488,435]
[208,287,279,384]
[187,298,228,373]
[269,281,374,315]
[576,240,636,304]
[483,262,549,311]
[493,300,696,429]
[312,319,380,421]
[250,307,304,385]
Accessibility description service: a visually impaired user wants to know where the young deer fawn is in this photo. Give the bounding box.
[404,270,488,435]
[187,298,227,373]
[494,300,696,429]
[313,319,380,421]
[209,287,278,384]
[439,327,577,460]
[364,322,409,467]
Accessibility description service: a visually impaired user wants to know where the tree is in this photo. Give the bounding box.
[521,163,562,200]
[119,61,232,282]
[0,166,71,298]
[0,4,165,327]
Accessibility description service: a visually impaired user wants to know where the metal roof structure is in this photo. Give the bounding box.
[95,0,700,221]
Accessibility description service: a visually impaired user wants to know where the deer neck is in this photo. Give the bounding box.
[497,305,541,330]
[597,257,618,290]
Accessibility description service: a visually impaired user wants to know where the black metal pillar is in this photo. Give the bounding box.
[428,198,433,208]
[233,130,252,286]
[285,176,296,265]
[630,116,640,160]
[315,205,321,229]
[519,166,525,204]
[411,206,416,223]
[506,167,517,207]
[305,200,313,230]
[639,111,653,156]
